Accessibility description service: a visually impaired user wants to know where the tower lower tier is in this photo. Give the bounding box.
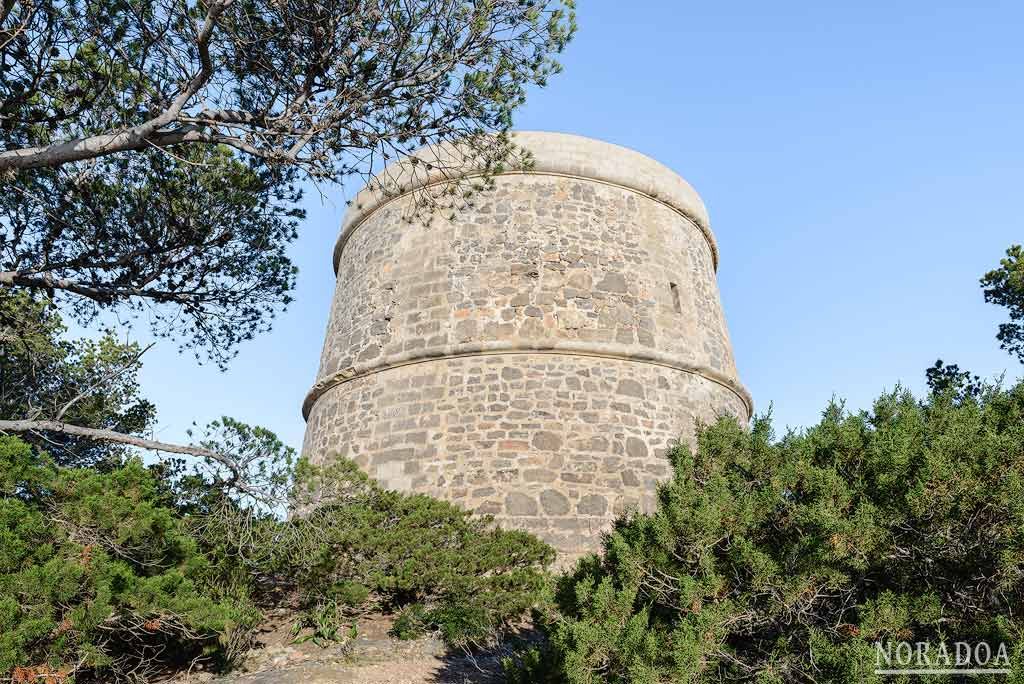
[302,351,748,556]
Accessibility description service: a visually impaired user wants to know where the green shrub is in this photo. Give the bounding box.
[1,437,554,680]
[0,436,258,681]
[511,382,1024,683]
[290,600,357,647]
[390,603,431,640]
[209,458,555,648]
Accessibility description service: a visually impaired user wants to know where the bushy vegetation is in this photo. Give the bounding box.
[0,438,553,682]
[507,380,1024,683]
[208,459,555,648]
[0,436,258,681]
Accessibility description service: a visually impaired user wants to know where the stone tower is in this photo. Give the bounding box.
[302,131,751,555]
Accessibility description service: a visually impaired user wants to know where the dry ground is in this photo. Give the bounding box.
[169,613,513,684]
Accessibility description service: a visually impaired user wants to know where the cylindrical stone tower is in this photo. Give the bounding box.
[302,131,751,555]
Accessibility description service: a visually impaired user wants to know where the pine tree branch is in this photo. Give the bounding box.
[0,0,232,172]
[0,418,268,502]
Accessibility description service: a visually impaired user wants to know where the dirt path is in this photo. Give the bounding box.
[171,615,506,684]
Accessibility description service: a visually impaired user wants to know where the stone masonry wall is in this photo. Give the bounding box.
[304,353,746,554]
[302,132,751,556]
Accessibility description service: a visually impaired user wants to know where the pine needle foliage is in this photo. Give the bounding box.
[0,436,258,682]
[206,457,555,648]
[508,382,1024,684]
[0,438,554,681]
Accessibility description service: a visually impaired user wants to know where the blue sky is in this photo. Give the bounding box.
[133,0,1023,450]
